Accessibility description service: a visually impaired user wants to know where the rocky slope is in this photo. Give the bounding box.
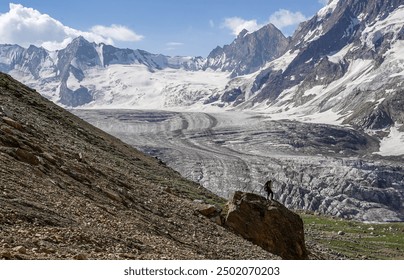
[0,72,284,260]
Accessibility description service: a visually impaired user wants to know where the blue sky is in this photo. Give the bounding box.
[0,1,329,57]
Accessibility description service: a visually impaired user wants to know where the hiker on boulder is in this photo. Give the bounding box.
[262,180,274,200]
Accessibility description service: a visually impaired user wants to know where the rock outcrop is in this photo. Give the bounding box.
[193,200,223,225]
[225,191,308,260]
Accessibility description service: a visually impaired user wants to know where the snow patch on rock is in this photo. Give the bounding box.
[375,124,404,156]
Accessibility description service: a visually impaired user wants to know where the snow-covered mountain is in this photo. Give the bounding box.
[0,36,209,107]
[1,0,403,129]
[0,21,292,109]
[222,0,404,132]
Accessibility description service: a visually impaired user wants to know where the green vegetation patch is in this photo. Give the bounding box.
[301,213,404,260]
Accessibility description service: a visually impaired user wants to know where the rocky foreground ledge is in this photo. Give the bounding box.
[196,191,308,259]
[224,191,308,260]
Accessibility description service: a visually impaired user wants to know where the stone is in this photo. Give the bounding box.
[194,202,223,225]
[196,204,219,217]
[13,246,27,254]
[225,191,308,260]
[14,148,40,165]
[1,251,13,259]
[75,152,84,162]
[104,189,123,203]
[0,106,13,118]
[38,247,56,254]
[2,116,24,131]
[119,253,138,259]
[210,215,223,226]
[42,152,57,165]
[74,253,88,260]
[338,231,345,236]
[0,125,14,135]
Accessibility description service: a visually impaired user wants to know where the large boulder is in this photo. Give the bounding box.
[225,191,308,259]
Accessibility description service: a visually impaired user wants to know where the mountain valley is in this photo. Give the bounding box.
[1,0,404,224]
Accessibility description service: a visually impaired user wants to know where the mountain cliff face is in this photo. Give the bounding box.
[227,0,404,130]
[204,24,289,77]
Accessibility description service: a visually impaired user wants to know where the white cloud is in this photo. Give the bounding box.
[166,42,184,47]
[0,3,143,50]
[222,17,264,36]
[269,9,308,29]
[222,9,307,37]
[209,19,215,28]
[90,24,143,42]
[318,0,329,5]
[165,42,184,51]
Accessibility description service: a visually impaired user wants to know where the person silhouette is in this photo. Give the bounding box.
[263,180,274,200]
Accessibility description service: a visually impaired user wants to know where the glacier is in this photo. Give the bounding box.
[73,109,404,222]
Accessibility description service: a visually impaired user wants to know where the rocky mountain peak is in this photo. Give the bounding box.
[65,36,99,53]
[237,29,249,38]
[58,36,102,71]
[72,35,90,44]
[205,23,289,77]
